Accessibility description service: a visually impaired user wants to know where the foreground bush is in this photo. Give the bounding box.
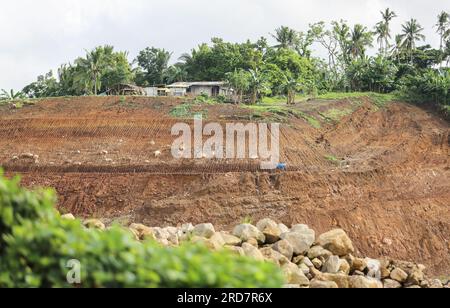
[0,172,283,288]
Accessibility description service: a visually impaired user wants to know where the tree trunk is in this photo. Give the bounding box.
[251,90,257,105]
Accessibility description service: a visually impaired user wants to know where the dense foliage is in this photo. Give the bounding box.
[1,9,449,112]
[0,171,283,288]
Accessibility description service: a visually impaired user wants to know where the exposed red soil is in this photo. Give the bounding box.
[1,96,449,276]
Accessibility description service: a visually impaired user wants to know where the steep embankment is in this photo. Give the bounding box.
[1,96,449,275]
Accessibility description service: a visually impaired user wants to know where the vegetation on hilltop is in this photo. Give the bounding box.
[1,9,449,116]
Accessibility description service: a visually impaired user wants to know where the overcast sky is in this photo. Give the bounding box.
[1,0,448,91]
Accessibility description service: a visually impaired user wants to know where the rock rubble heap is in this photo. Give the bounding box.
[70,215,448,288]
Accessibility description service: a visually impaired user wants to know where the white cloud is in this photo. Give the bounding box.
[0,0,448,90]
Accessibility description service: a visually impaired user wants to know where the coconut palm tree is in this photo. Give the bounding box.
[349,24,373,60]
[75,46,113,95]
[376,8,397,55]
[374,22,388,54]
[271,26,299,49]
[390,34,405,64]
[400,19,426,63]
[436,11,450,66]
[436,12,449,50]
[332,20,351,65]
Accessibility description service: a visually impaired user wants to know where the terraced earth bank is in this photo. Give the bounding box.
[1,96,449,276]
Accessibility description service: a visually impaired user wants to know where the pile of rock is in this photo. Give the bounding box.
[73,215,446,288]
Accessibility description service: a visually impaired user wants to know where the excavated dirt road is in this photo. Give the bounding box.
[1,96,449,276]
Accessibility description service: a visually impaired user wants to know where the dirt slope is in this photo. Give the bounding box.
[1,96,449,276]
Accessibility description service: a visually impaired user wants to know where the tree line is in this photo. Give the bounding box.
[2,9,450,110]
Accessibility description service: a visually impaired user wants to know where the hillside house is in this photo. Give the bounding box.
[167,81,232,97]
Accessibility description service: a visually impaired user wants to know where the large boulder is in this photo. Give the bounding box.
[272,239,294,260]
[153,227,170,240]
[209,232,226,248]
[280,229,315,255]
[318,273,349,288]
[339,259,351,275]
[322,255,341,273]
[278,223,290,234]
[281,262,310,287]
[428,279,444,289]
[242,243,265,261]
[61,213,76,220]
[391,260,425,286]
[227,246,245,256]
[190,236,220,251]
[365,258,382,279]
[310,279,338,288]
[307,246,332,260]
[83,219,105,230]
[192,223,215,239]
[259,247,290,266]
[217,232,242,246]
[347,255,367,272]
[317,229,354,256]
[233,224,265,244]
[390,267,408,283]
[349,276,382,288]
[291,224,315,238]
[383,279,402,289]
[129,223,155,240]
[256,218,281,244]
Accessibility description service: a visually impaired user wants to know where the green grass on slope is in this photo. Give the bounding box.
[317,92,398,108]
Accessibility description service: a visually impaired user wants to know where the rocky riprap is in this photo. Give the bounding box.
[67,215,448,289]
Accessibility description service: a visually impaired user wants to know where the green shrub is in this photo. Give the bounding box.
[0,171,283,288]
[399,69,450,110]
[0,174,57,253]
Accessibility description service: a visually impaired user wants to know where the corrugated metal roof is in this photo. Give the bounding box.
[167,81,226,88]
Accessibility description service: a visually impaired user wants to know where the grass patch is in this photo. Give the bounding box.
[169,102,209,119]
[291,110,321,128]
[319,108,353,122]
[324,155,340,164]
[261,94,307,104]
[317,92,398,108]
[169,103,192,118]
[241,216,253,224]
[242,104,321,128]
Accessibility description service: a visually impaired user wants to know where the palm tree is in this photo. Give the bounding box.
[349,24,373,59]
[164,65,188,84]
[390,34,405,64]
[271,26,299,49]
[400,19,426,63]
[436,11,450,66]
[376,8,397,55]
[332,20,351,65]
[374,22,388,54]
[381,8,397,25]
[445,40,450,66]
[75,46,113,95]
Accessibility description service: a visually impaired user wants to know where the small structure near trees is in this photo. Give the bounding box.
[106,84,146,96]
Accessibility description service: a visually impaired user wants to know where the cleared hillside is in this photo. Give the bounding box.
[1,95,449,276]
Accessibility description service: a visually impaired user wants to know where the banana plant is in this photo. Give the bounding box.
[0,89,26,101]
